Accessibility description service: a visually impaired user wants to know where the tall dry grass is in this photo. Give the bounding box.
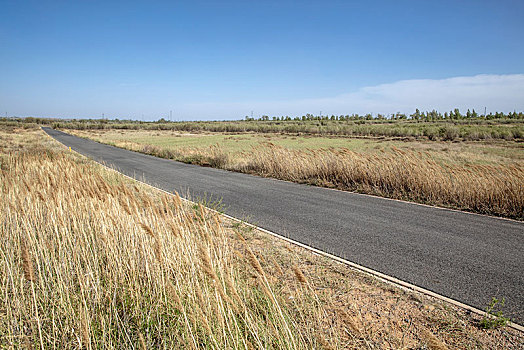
[0,145,338,348]
[238,144,523,219]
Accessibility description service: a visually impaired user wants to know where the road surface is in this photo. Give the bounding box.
[43,127,524,324]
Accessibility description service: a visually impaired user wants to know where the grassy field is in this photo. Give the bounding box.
[42,116,524,141]
[5,115,524,141]
[70,128,524,163]
[69,128,524,219]
[2,125,523,348]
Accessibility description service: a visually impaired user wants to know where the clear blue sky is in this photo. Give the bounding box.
[1,0,523,120]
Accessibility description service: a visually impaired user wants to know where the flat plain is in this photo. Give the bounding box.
[1,122,523,349]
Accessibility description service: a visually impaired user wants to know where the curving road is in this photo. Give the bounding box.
[43,127,524,324]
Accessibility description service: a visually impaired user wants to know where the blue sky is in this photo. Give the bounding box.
[1,0,523,120]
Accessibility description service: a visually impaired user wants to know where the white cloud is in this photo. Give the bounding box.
[178,74,524,119]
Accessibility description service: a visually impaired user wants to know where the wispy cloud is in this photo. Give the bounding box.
[179,74,524,119]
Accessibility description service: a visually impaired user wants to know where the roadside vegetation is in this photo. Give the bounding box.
[2,126,522,348]
[68,128,524,220]
[1,127,336,348]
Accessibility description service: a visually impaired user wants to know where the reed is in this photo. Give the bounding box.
[292,266,308,285]
[0,140,335,348]
[238,144,523,219]
[20,238,35,282]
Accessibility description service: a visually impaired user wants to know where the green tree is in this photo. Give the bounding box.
[411,108,421,120]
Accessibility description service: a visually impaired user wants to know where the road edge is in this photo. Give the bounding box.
[58,127,524,224]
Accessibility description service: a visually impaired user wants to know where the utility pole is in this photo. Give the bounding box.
[484,107,487,117]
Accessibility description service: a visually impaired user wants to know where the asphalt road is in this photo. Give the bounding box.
[43,127,524,324]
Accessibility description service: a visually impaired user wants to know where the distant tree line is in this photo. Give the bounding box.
[3,109,522,141]
[245,109,524,122]
[1,108,522,125]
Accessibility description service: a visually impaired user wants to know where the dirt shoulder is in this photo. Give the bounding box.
[227,218,523,348]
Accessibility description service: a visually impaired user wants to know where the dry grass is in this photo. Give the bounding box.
[0,129,337,348]
[237,144,523,219]
[1,127,522,349]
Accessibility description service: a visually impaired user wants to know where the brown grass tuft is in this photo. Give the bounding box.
[166,282,183,311]
[138,332,147,350]
[292,265,308,284]
[198,244,218,281]
[317,335,336,350]
[269,256,284,276]
[119,197,132,215]
[423,329,449,350]
[20,238,34,282]
[246,248,265,276]
[337,308,362,336]
[224,270,244,308]
[140,222,155,237]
